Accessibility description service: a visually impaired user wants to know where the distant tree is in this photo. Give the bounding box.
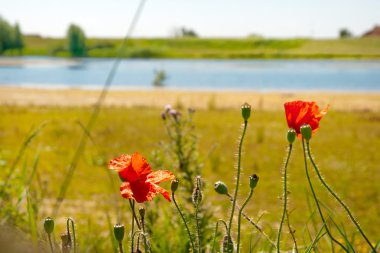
[0,18,24,54]
[339,28,353,39]
[174,27,198,38]
[67,24,86,57]
[0,17,14,53]
[13,23,24,53]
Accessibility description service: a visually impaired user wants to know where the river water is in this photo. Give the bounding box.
[0,57,379,92]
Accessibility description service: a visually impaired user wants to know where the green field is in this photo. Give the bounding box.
[5,36,380,59]
[0,104,379,251]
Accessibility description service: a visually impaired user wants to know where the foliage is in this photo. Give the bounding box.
[67,24,86,57]
[339,28,353,39]
[0,17,24,54]
[0,105,379,252]
[174,27,198,38]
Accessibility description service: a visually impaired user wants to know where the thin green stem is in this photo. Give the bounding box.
[301,139,348,252]
[47,233,55,253]
[277,144,293,252]
[118,242,124,253]
[285,210,298,253]
[237,188,254,253]
[211,220,228,253]
[195,200,201,253]
[172,192,196,253]
[130,200,135,253]
[141,217,150,253]
[128,200,141,230]
[228,121,248,238]
[306,141,375,252]
[226,193,276,248]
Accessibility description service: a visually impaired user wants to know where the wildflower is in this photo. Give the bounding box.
[44,217,54,234]
[284,101,328,138]
[113,224,125,243]
[249,174,259,189]
[287,129,296,144]
[109,152,175,203]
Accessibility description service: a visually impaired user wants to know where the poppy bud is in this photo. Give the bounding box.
[113,224,125,243]
[138,207,145,220]
[44,217,54,234]
[171,178,179,193]
[222,235,234,253]
[214,181,228,195]
[300,124,312,141]
[241,102,251,121]
[287,129,296,144]
[249,174,259,189]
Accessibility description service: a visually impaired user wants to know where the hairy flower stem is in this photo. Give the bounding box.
[301,139,348,252]
[306,141,375,252]
[228,120,248,239]
[211,220,228,253]
[226,193,276,248]
[172,192,196,253]
[237,188,254,253]
[285,210,298,253]
[141,219,150,253]
[277,144,293,252]
[47,233,55,253]
[195,201,201,253]
[129,200,140,253]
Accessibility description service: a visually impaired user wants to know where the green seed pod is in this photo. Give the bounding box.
[171,178,179,193]
[214,181,228,195]
[222,235,234,253]
[241,102,251,121]
[113,224,125,243]
[249,174,259,189]
[44,217,54,234]
[287,128,296,144]
[300,124,312,141]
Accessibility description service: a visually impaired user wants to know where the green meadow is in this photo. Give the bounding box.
[0,104,379,251]
[7,36,380,59]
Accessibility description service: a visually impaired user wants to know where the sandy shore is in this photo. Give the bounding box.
[0,86,380,112]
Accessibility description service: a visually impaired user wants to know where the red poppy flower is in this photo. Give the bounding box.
[284,100,329,138]
[108,152,175,203]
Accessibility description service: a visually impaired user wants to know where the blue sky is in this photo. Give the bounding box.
[1,0,379,38]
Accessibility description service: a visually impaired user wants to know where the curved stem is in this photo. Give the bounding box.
[172,192,196,253]
[47,233,55,253]
[228,121,248,237]
[306,141,375,252]
[301,139,348,252]
[237,188,254,253]
[211,220,228,253]
[277,144,293,252]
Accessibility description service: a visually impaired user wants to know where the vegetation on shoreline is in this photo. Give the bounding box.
[3,36,380,59]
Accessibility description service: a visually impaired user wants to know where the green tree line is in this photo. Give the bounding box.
[0,17,24,54]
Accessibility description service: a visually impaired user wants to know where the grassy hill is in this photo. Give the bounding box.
[5,36,380,59]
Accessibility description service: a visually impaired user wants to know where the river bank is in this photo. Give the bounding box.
[1,86,380,112]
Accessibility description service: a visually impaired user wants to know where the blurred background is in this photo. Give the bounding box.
[0,0,379,252]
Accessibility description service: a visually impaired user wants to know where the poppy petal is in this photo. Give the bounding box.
[131,152,152,177]
[120,182,134,200]
[146,170,175,184]
[108,154,131,172]
[150,183,172,202]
